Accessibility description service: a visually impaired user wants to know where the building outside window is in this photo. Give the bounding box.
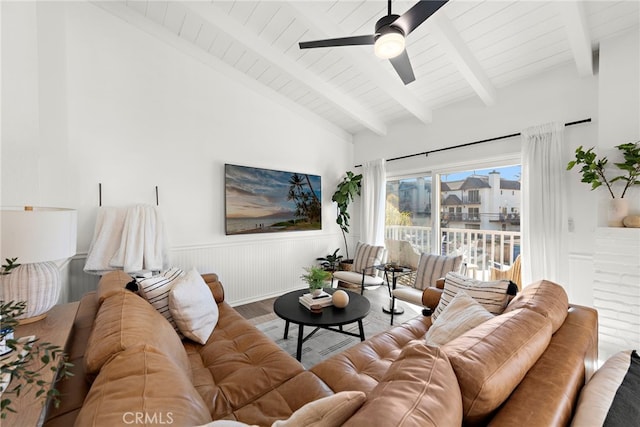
[385,165,521,280]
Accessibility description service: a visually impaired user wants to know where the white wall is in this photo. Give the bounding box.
[1,2,353,305]
[597,29,640,222]
[353,61,599,306]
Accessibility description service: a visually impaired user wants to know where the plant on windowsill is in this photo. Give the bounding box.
[567,142,640,226]
[301,266,331,297]
[332,171,362,267]
[0,257,73,420]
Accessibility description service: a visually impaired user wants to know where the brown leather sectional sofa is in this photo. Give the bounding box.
[45,270,598,427]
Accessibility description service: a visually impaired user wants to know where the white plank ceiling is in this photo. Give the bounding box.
[95,0,640,137]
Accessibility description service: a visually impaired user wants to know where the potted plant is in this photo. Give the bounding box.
[331,171,362,267]
[0,258,73,419]
[300,266,331,296]
[316,249,343,272]
[567,142,640,226]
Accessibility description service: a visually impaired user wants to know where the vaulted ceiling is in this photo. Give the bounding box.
[96,1,640,137]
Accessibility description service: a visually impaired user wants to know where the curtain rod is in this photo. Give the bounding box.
[354,118,592,168]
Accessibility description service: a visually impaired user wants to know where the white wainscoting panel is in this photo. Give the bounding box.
[66,234,344,306]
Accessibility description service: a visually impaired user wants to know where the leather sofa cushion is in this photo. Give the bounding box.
[96,270,131,305]
[443,308,552,426]
[343,341,462,427]
[311,317,431,393]
[489,305,599,427]
[185,303,307,419]
[84,290,191,378]
[503,279,568,333]
[75,345,212,427]
[232,371,333,425]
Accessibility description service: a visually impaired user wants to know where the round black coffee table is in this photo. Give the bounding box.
[273,288,370,362]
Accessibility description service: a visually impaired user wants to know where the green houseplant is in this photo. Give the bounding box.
[300,266,331,295]
[567,142,640,226]
[331,171,362,262]
[316,249,343,272]
[567,142,640,199]
[0,258,73,419]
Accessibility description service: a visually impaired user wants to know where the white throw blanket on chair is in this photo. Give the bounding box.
[84,205,167,275]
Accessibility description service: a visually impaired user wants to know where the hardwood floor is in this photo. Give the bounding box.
[234,283,425,326]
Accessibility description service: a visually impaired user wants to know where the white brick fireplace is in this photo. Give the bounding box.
[593,228,640,361]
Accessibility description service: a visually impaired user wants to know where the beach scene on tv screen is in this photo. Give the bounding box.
[225,164,322,235]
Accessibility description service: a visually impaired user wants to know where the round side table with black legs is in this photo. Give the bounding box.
[376,264,413,325]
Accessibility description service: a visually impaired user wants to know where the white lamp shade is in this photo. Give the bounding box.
[1,207,77,264]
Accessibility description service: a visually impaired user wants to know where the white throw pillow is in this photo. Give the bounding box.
[271,391,366,427]
[169,268,218,344]
[432,272,513,322]
[425,291,494,346]
[137,267,184,333]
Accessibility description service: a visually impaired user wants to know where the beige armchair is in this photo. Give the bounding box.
[332,242,386,295]
[390,252,464,324]
[490,254,522,291]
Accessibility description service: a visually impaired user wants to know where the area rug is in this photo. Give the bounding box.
[255,306,411,369]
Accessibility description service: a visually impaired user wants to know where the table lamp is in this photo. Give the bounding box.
[0,206,77,324]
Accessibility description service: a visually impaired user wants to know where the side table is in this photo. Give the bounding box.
[2,301,79,427]
[375,265,413,322]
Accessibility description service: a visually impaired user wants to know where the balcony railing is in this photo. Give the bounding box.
[385,225,521,281]
[442,213,481,222]
[442,212,520,223]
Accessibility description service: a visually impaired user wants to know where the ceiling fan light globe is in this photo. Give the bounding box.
[374,32,405,59]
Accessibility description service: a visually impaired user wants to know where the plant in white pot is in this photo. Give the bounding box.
[300,266,331,297]
[567,142,640,226]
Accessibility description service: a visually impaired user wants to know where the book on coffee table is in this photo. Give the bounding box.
[299,291,333,310]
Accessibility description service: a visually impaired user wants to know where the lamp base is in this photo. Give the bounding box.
[17,313,48,325]
[0,262,61,320]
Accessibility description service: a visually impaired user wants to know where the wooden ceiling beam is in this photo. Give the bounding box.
[186,2,387,135]
[429,13,497,106]
[558,0,594,77]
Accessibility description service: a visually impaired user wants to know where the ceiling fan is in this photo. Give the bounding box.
[299,0,448,85]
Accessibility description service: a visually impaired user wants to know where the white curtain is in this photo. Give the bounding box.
[360,158,386,246]
[521,122,568,286]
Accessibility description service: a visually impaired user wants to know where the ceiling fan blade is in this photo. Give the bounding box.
[389,50,415,85]
[393,0,448,36]
[299,35,375,49]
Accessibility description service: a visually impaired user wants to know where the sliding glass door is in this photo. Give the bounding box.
[385,164,521,280]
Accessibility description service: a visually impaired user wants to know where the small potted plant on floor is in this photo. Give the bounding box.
[301,266,331,297]
[317,249,343,273]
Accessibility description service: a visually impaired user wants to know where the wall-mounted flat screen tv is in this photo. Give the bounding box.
[225,164,322,235]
